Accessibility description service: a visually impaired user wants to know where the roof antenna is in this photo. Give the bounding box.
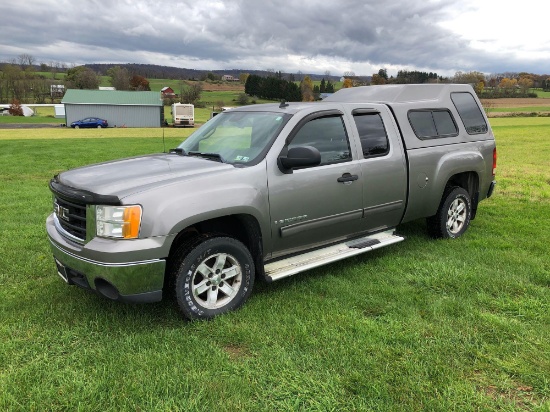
[279,100,289,108]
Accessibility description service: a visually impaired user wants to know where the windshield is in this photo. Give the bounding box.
[177,111,291,165]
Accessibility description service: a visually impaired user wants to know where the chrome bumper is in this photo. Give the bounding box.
[47,214,167,303]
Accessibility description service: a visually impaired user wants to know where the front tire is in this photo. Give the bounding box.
[427,186,472,239]
[74,125,79,129]
[170,236,255,320]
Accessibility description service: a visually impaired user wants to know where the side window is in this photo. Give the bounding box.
[451,92,488,134]
[408,110,458,139]
[353,112,389,158]
[289,115,351,165]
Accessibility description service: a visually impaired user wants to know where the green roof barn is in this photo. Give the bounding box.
[62,90,163,128]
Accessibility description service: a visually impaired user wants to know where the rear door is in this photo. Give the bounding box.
[347,106,408,231]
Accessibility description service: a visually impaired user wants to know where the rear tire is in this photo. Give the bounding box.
[170,236,255,320]
[427,186,472,239]
[97,125,102,128]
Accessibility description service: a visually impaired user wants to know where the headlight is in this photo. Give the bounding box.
[96,205,142,239]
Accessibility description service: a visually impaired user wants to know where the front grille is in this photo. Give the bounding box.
[54,196,87,242]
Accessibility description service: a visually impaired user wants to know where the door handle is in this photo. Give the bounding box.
[337,173,359,183]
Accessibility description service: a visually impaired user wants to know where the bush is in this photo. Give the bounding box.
[163,98,177,106]
[237,93,250,105]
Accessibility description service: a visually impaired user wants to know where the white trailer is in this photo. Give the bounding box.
[171,103,194,127]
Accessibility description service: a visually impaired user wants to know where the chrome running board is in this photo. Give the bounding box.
[265,229,404,282]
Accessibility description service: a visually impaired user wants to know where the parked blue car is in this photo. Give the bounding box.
[71,117,108,128]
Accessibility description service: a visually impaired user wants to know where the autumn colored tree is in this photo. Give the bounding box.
[8,99,24,116]
[518,77,534,94]
[239,73,250,84]
[370,74,386,85]
[499,78,518,95]
[342,78,354,88]
[300,75,314,101]
[130,75,151,91]
[474,81,485,95]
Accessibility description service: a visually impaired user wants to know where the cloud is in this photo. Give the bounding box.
[1,0,549,76]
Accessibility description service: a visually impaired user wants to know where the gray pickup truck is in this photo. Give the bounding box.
[47,84,497,319]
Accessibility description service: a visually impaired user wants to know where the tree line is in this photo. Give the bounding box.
[2,54,550,106]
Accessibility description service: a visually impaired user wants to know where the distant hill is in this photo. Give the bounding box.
[83,63,340,82]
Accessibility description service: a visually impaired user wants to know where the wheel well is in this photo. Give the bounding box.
[167,214,265,279]
[446,171,480,219]
[446,171,478,198]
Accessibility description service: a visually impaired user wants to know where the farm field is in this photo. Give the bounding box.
[482,98,550,115]
[0,115,548,410]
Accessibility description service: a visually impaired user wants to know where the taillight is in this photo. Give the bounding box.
[492,147,497,177]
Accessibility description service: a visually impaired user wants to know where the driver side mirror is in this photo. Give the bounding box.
[278,145,321,174]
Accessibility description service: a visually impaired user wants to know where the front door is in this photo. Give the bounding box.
[267,112,363,258]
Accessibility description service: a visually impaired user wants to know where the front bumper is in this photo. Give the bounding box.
[46,214,169,303]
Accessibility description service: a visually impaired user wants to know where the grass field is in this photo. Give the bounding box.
[0,118,549,411]
[534,89,550,98]
[487,106,550,113]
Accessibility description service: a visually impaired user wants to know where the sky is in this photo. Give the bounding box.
[2,0,549,77]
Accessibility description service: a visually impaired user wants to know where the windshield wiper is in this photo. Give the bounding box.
[169,147,187,156]
[188,151,226,163]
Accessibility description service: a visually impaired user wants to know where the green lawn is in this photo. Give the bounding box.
[0,119,548,411]
[0,115,63,124]
[532,89,550,98]
[486,106,550,113]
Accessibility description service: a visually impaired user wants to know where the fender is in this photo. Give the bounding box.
[122,165,272,252]
[403,145,485,223]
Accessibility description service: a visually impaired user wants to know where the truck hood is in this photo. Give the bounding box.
[57,154,235,198]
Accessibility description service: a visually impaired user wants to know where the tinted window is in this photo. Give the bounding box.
[409,110,457,139]
[433,111,458,135]
[289,115,351,165]
[353,113,389,158]
[451,92,488,134]
[409,111,437,138]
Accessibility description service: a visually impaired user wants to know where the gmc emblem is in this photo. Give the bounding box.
[55,202,71,222]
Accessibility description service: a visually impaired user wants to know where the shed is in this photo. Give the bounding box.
[160,86,176,98]
[62,90,163,128]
